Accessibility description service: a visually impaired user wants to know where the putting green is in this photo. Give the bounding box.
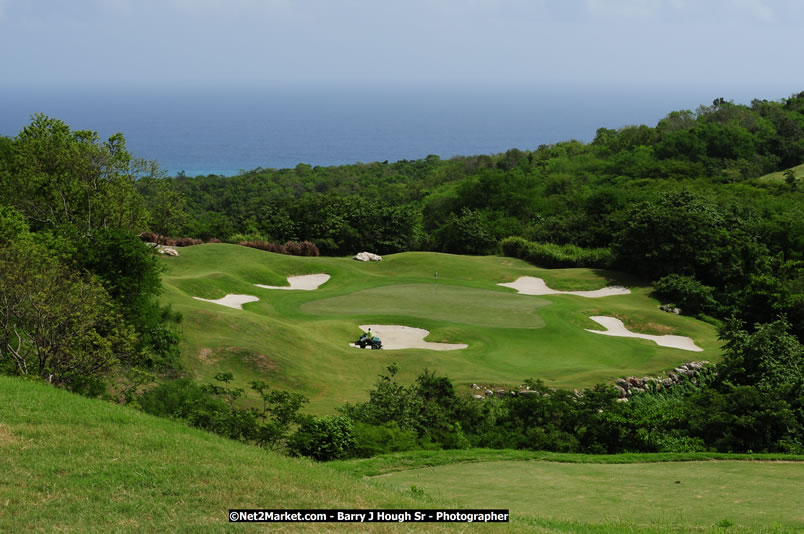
[302,283,550,328]
[159,244,721,412]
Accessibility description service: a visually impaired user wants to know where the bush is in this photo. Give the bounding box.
[351,422,419,457]
[173,237,203,247]
[138,232,202,247]
[653,274,719,316]
[288,416,355,461]
[501,236,614,268]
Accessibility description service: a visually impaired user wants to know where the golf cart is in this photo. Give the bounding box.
[355,333,382,350]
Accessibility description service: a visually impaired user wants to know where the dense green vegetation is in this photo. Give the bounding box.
[0,115,182,398]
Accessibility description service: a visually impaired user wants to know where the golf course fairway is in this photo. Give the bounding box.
[364,458,804,531]
[160,244,721,413]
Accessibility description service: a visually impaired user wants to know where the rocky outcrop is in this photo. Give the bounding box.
[146,242,180,256]
[660,304,681,314]
[353,252,382,261]
[468,362,712,402]
[611,361,712,401]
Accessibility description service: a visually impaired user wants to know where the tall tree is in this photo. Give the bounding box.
[1,114,151,236]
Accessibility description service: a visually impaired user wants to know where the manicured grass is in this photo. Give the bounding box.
[344,454,804,532]
[0,377,514,533]
[159,244,721,413]
[330,448,804,478]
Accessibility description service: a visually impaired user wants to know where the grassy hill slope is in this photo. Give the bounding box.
[159,244,720,413]
[0,376,516,533]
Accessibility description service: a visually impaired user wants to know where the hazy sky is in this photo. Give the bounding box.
[1,0,802,90]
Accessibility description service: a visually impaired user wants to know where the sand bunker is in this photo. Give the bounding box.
[255,274,330,291]
[585,316,703,352]
[351,325,468,351]
[498,276,630,298]
[192,294,260,310]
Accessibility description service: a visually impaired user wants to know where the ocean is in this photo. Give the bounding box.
[0,83,795,176]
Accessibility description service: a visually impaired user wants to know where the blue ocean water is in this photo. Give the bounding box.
[0,84,794,176]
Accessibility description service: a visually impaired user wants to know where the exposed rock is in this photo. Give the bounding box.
[158,246,179,256]
[616,378,629,388]
[472,394,484,400]
[616,397,629,403]
[472,383,480,390]
[615,385,626,397]
[353,252,382,262]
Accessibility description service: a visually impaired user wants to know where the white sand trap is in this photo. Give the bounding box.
[498,276,630,298]
[585,316,703,352]
[255,274,331,291]
[192,294,260,310]
[351,325,468,351]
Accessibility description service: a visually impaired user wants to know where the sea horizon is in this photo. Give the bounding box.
[1,82,798,176]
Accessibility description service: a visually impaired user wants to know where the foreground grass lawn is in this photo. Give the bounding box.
[160,245,721,413]
[367,460,804,530]
[332,450,804,532]
[0,377,512,533]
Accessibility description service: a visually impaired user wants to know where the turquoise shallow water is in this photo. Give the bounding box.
[0,83,791,176]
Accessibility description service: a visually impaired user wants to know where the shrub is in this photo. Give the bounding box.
[173,237,203,247]
[138,232,202,247]
[288,415,356,461]
[206,237,221,243]
[501,236,614,268]
[653,274,719,315]
[351,422,419,457]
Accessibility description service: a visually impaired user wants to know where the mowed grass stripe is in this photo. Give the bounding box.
[302,283,550,328]
[368,460,804,530]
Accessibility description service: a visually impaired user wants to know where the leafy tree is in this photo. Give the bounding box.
[613,190,739,285]
[436,208,498,255]
[653,274,719,316]
[718,318,803,391]
[288,416,356,461]
[0,239,136,393]
[2,114,150,236]
[138,176,189,243]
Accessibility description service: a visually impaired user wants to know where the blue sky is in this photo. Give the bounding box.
[1,0,802,91]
